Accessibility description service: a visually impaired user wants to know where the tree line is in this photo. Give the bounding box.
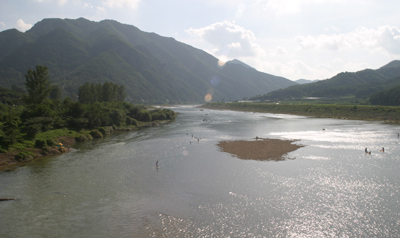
[0,65,176,153]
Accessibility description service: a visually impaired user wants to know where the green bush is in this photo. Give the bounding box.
[75,134,93,142]
[151,111,166,121]
[125,117,138,126]
[137,109,152,122]
[90,130,103,139]
[14,151,35,162]
[98,126,114,135]
[46,139,57,147]
[35,139,47,148]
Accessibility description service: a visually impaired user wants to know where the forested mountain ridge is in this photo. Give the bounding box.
[0,17,296,104]
[251,60,400,101]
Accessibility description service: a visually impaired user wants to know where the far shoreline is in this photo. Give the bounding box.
[200,102,400,123]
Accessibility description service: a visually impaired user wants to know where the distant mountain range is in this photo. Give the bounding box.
[251,60,400,101]
[0,18,296,104]
[295,79,320,84]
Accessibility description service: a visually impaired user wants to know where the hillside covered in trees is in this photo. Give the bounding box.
[251,60,400,104]
[0,18,296,104]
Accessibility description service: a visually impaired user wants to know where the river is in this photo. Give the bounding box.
[1,106,400,237]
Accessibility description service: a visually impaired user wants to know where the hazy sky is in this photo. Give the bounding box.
[1,0,400,81]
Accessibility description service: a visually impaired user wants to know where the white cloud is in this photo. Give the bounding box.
[257,0,352,15]
[58,0,68,5]
[0,22,5,27]
[97,6,106,14]
[270,47,288,56]
[84,2,93,8]
[295,25,400,55]
[16,19,32,32]
[102,0,140,9]
[186,21,265,58]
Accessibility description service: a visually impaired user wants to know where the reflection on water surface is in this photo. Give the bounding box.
[1,106,400,237]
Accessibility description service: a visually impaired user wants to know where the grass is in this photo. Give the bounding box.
[35,128,81,141]
[202,102,400,123]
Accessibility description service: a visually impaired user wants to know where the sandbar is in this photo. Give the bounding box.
[217,138,304,161]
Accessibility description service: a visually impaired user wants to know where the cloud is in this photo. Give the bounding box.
[34,0,67,4]
[102,0,140,9]
[257,0,351,15]
[97,6,106,14]
[16,19,32,32]
[84,2,94,8]
[296,25,400,55]
[186,21,265,58]
[270,47,288,56]
[58,0,68,5]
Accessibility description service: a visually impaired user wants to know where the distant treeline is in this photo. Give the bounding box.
[250,69,400,106]
[369,85,400,106]
[202,102,400,122]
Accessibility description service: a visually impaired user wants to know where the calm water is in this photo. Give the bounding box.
[1,106,400,237]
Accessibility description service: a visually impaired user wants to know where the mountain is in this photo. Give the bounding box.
[369,78,400,106]
[251,61,400,101]
[295,79,318,84]
[226,59,253,69]
[0,18,296,104]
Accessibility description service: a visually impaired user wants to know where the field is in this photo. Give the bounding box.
[202,102,400,123]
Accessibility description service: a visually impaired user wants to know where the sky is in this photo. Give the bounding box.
[1,0,400,81]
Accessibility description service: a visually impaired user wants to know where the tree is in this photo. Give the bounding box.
[49,85,62,100]
[79,81,126,103]
[23,65,52,106]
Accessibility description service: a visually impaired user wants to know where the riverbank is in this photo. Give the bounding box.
[218,138,304,161]
[0,120,172,170]
[201,102,400,123]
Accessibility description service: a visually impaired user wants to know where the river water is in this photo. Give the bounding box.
[1,106,400,237]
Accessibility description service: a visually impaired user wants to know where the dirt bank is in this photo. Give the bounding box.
[217,138,304,161]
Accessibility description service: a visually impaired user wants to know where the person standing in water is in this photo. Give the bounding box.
[156,161,159,168]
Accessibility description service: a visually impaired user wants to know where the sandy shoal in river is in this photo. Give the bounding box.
[217,138,304,161]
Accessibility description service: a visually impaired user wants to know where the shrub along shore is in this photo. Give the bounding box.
[0,116,175,170]
[201,102,400,123]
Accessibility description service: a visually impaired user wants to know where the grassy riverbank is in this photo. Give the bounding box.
[0,119,173,170]
[201,102,400,123]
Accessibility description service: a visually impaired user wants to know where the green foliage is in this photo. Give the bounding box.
[98,126,114,135]
[0,86,24,106]
[35,139,47,149]
[203,102,400,122]
[75,133,93,142]
[252,68,400,102]
[46,138,57,147]
[78,81,127,103]
[49,85,62,100]
[90,129,103,139]
[14,151,35,162]
[0,65,177,154]
[23,65,52,106]
[0,111,21,148]
[151,111,166,121]
[125,117,138,126]
[369,85,400,106]
[137,109,152,122]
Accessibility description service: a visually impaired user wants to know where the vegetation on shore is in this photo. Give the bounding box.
[202,102,400,123]
[0,65,176,169]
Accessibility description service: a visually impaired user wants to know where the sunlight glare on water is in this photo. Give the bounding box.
[1,106,400,237]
